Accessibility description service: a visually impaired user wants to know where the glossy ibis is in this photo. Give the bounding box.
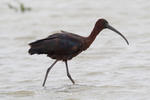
[28,18,129,87]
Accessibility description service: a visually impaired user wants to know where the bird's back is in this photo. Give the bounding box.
[28,31,85,60]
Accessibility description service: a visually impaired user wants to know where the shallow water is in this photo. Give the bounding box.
[0,0,150,100]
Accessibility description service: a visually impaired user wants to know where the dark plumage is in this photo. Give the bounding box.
[29,31,85,60]
[28,18,129,86]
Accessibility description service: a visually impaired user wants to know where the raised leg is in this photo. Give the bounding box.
[65,61,75,84]
[42,60,58,87]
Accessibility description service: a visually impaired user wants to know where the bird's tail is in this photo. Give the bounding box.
[28,48,37,55]
[28,46,48,55]
[28,39,48,55]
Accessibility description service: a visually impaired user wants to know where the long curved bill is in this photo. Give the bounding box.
[106,24,129,45]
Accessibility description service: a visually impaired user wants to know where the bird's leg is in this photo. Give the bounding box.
[65,61,75,84]
[42,60,58,87]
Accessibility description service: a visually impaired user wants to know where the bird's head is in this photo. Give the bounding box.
[95,18,129,45]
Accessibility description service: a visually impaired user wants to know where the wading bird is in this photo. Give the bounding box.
[28,18,129,87]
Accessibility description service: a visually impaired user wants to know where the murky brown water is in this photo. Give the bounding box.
[0,0,150,100]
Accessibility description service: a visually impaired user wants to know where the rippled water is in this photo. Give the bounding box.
[0,0,150,100]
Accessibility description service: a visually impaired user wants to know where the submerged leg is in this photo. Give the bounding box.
[42,60,58,87]
[65,61,75,84]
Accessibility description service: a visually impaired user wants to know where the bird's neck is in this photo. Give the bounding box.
[85,27,103,48]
